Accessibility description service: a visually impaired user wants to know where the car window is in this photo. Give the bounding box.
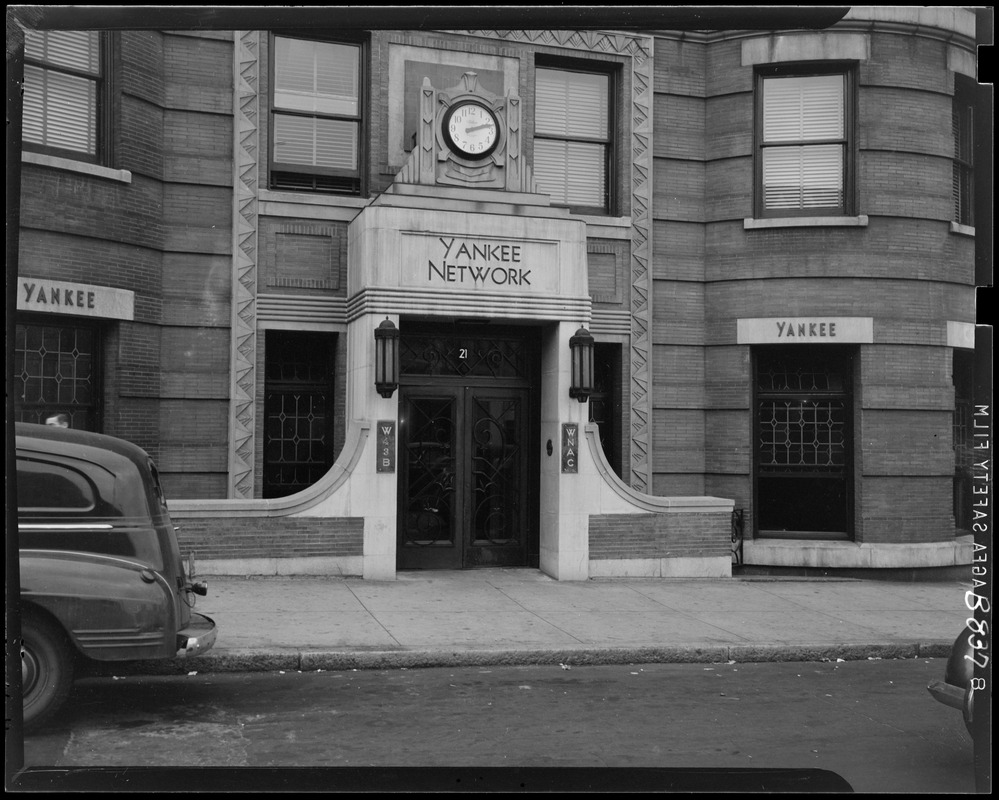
[16,455,164,569]
[17,458,97,511]
[148,460,170,510]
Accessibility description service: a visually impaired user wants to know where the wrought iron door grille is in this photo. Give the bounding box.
[470,396,521,546]
[403,398,456,546]
[758,399,847,471]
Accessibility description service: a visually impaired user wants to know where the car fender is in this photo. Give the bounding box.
[19,550,179,661]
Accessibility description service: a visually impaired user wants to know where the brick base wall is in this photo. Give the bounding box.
[589,512,730,560]
[174,517,364,561]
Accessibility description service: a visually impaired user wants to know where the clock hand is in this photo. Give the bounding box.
[465,123,495,133]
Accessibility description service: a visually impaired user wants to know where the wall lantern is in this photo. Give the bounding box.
[374,318,400,398]
[569,326,595,403]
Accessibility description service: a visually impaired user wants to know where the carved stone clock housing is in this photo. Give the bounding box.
[396,71,536,192]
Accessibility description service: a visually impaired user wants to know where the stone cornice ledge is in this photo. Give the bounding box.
[744,215,868,230]
[22,151,132,184]
[585,424,733,514]
[169,421,370,517]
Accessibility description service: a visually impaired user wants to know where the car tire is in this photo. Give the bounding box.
[21,610,74,730]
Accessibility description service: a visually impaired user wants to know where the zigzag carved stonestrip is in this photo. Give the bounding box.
[228,30,260,499]
[630,30,653,493]
[460,28,654,493]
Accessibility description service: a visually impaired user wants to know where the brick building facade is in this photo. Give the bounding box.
[12,7,986,579]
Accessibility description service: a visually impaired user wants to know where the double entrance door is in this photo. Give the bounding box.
[397,325,538,569]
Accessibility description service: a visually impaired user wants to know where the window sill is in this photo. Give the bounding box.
[22,151,132,184]
[574,214,633,240]
[744,215,868,229]
[258,188,371,221]
[950,221,975,237]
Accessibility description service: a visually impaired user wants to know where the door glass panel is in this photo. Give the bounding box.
[402,397,456,548]
[470,395,522,546]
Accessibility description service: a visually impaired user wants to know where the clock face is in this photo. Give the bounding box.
[444,102,499,158]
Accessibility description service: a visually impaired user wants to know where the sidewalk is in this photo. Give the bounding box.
[123,569,972,676]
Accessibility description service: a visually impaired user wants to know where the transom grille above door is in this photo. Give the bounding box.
[401,328,532,380]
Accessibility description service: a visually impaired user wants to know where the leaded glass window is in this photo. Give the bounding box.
[15,321,100,430]
[263,331,338,498]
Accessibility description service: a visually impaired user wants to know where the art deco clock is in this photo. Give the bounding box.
[442,100,500,159]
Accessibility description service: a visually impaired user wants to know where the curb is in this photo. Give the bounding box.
[88,640,956,677]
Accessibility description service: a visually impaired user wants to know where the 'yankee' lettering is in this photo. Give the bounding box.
[775,320,837,338]
[23,282,96,310]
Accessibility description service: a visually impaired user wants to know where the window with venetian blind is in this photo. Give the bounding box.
[23,30,108,163]
[270,35,363,195]
[534,65,613,215]
[952,76,975,227]
[757,68,853,217]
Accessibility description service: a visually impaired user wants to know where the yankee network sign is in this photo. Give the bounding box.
[401,232,560,294]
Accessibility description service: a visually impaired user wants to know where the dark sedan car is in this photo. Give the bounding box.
[16,422,217,728]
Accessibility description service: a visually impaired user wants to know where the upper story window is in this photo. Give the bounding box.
[534,64,613,215]
[952,76,975,227]
[756,66,854,217]
[23,30,110,164]
[270,35,363,195]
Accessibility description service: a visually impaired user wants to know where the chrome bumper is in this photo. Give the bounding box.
[927,679,965,710]
[176,613,217,658]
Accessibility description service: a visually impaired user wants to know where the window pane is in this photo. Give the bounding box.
[536,68,608,140]
[763,75,843,142]
[763,145,843,210]
[25,30,100,74]
[273,113,358,170]
[17,460,96,511]
[534,139,606,207]
[14,323,98,430]
[23,64,98,155]
[274,37,358,116]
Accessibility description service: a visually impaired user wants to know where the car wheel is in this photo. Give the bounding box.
[21,611,74,729]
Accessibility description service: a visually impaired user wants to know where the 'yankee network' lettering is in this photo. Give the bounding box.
[428,236,532,287]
